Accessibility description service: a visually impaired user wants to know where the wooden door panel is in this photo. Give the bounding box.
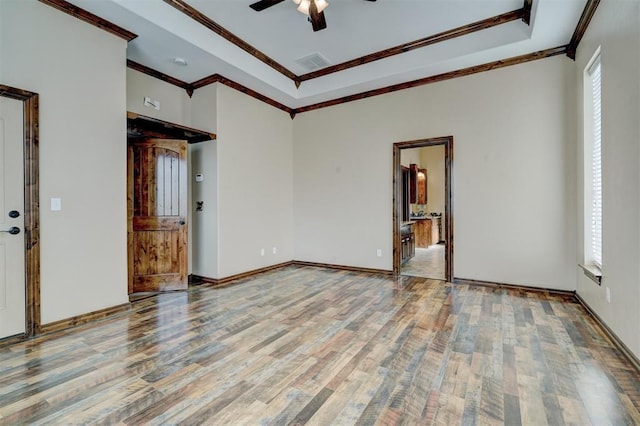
[128,139,187,293]
[132,231,182,275]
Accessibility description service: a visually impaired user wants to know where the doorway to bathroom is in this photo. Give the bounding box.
[392,137,453,281]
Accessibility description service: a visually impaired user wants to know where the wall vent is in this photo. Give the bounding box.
[295,53,331,71]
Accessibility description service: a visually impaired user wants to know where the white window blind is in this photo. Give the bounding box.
[589,56,602,268]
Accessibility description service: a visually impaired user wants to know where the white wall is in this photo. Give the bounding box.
[1,0,129,323]
[293,56,576,290]
[575,0,640,358]
[216,85,294,278]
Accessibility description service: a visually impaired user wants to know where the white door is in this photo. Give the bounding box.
[0,97,26,338]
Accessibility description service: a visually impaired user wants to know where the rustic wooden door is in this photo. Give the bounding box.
[0,97,26,338]
[128,139,188,293]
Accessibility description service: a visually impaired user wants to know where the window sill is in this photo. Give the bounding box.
[580,264,602,285]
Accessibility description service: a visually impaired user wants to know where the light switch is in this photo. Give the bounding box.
[51,198,62,211]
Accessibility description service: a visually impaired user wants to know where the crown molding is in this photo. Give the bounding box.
[49,0,596,117]
[190,74,294,116]
[162,0,297,82]
[128,46,568,119]
[297,8,525,83]
[38,0,137,41]
[294,46,568,114]
[162,0,531,87]
[567,0,600,60]
[127,60,191,92]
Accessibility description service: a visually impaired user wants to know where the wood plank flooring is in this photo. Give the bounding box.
[1,266,639,424]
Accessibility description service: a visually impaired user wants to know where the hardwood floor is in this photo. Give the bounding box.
[1,266,639,424]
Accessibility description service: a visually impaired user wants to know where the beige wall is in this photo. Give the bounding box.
[400,148,421,167]
[1,0,129,323]
[293,56,576,290]
[575,0,640,358]
[216,85,294,278]
[421,145,446,218]
[126,69,192,127]
[190,85,219,278]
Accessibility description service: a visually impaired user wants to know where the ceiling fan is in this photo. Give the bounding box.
[249,0,377,32]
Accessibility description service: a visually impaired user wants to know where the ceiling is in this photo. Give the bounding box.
[65,0,588,109]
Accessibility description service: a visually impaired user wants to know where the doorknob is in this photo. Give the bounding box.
[1,227,20,235]
[8,210,20,218]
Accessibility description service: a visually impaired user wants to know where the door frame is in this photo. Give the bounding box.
[0,84,41,337]
[393,136,453,280]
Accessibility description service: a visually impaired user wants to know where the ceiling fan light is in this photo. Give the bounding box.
[315,0,328,13]
[297,0,310,15]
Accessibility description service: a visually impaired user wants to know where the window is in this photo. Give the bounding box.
[582,49,602,283]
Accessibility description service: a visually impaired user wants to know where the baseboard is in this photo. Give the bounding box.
[452,277,576,297]
[574,292,640,374]
[39,302,131,335]
[0,333,30,348]
[192,261,295,287]
[192,260,393,288]
[293,261,394,276]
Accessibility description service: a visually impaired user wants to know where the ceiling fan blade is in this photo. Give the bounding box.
[249,0,285,12]
[309,1,327,32]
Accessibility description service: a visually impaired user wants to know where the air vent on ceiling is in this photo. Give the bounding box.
[295,53,331,72]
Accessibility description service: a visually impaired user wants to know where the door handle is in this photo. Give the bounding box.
[1,227,20,235]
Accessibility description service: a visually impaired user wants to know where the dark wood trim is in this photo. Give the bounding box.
[127,111,216,143]
[127,60,191,91]
[192,260,393,289]
[393,137,453,280]
[292,261,394,276]
[190,74,221,91]
[126,46,566,118]
[575,292,640,374]
[191,74,294,116]
[298,9,524,83]
[24,94,41,336]
[0,84,41,338]
[192,261,295,287]
[296,46,567,114]
[39,303,131,335]
[452,277,576,297]
[160,3,526,86]
[0,334,32,349]
[161,0,297,81]
[567,0,600,59]
[38,0,137,41]
[522,0,533,25]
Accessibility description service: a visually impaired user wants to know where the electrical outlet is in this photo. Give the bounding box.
[606,287,611,303]
[260,248,265,256]
[272,247,277,254]
[376,249,382,257]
